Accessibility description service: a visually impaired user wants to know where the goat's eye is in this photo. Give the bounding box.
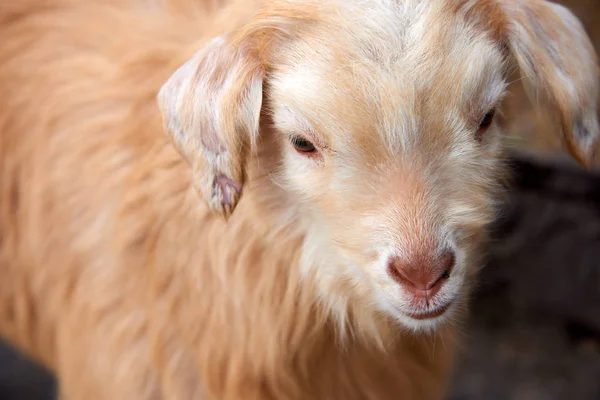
[476,109,496,141]
[291,136,316,153]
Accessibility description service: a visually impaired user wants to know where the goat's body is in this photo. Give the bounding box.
[0,1,453,398]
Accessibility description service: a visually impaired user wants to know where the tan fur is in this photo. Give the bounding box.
[0,0,597,399]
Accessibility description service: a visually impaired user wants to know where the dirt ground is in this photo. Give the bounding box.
[1,0,600,399]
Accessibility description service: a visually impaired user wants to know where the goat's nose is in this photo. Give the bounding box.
[387,250,455,296]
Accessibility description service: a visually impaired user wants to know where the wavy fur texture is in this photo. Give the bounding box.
[0,0,597,399]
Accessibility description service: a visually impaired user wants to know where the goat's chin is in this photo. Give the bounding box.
[377,294,461,334]
[395,303,457,333]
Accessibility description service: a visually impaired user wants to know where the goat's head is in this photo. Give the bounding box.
[158,0,599,332]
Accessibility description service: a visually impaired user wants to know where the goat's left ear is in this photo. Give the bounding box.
[157,36,263,219]
[502,0,599,167]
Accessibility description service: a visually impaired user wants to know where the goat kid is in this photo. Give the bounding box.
[0,0,598,399]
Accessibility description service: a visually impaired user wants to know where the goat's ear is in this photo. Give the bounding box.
[502,0,599,167]
[157,36,263,218]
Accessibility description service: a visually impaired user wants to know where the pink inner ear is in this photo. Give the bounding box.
[214,175,242,206]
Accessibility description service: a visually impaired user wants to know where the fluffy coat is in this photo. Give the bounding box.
[0,0,597,399]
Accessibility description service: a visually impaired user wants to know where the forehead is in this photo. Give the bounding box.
[268,0,507,148]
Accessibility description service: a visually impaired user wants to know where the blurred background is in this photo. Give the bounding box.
[1,0,599,399]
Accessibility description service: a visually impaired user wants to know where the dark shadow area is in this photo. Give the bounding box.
[1,153,599,399]
[0,343,55,400]
[449,153,600,399]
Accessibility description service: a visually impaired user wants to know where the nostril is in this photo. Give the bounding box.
[439,249,456,279]
[387,249,456,294]
[431,250,455,288]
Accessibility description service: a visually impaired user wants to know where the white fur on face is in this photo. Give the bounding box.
[263,0,510,332]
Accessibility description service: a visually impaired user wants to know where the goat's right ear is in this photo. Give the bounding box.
[157,36,263,219]
[501,0,599,167]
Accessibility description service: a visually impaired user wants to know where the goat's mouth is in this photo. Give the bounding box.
[404,301,452,320]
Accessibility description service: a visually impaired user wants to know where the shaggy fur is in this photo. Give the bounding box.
[0,0,597,399]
